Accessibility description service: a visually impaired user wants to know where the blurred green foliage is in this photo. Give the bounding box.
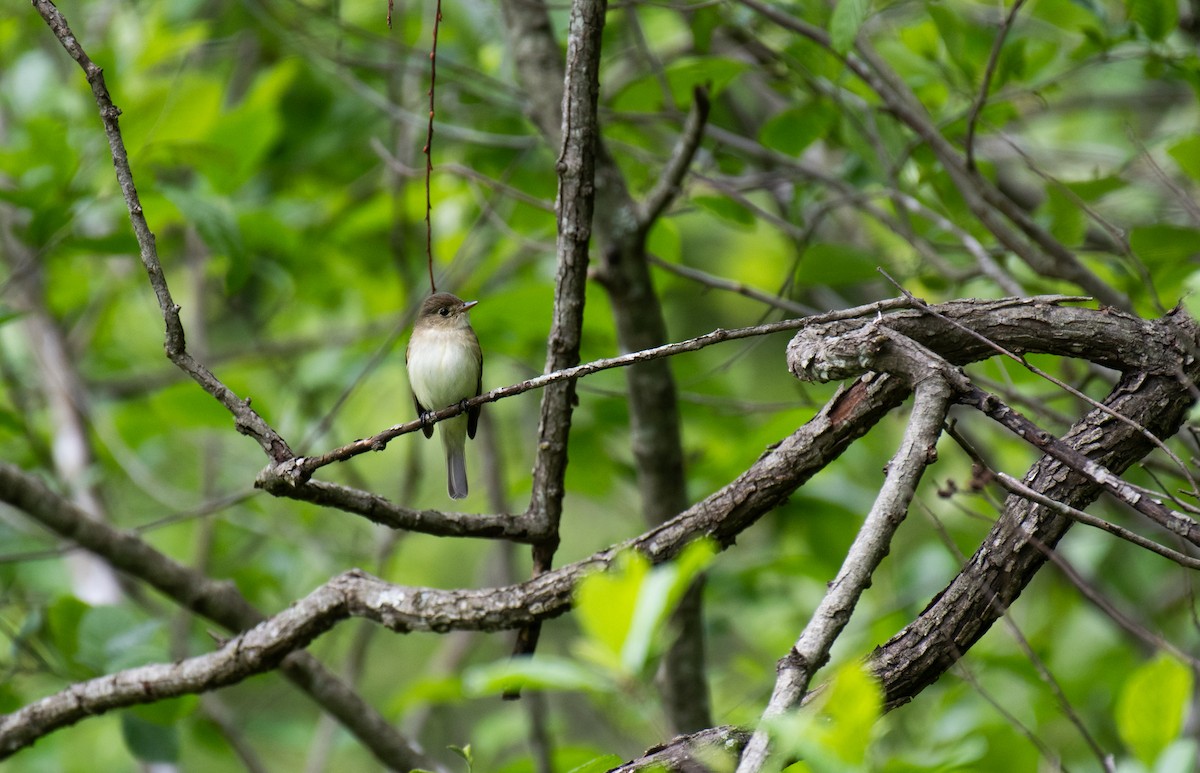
[0,0,1199,769]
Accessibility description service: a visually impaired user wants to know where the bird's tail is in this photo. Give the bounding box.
[442,419,469,499]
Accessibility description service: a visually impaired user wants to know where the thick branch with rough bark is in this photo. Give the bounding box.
[870,335,1200,708]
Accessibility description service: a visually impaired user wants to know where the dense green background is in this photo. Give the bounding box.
[1,0,1199,769]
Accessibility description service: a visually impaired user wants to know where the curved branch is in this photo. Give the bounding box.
[869,312,1200,708]
[961,385,1200,546]
[0,463,438,771]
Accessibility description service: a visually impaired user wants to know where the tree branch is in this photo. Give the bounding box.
[870,314,1200,708]
[948,427,1200,570]
[256,300,910,540]
[637,86,711,228]
[738,328,962,773]
[964,0,1028,171]
[32,0,294,463]
[0,462,439,771]
[960,384,1200,547]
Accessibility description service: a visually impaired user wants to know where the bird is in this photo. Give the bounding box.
[405,292,482,499]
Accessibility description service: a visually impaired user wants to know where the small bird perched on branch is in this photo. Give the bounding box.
[405,292,483,499]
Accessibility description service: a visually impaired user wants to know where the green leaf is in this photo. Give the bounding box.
[796,243,884,286]
[449,744,474,772]
[690,5,721,53]
[1130,224,1200,268]
[819,662,883,764]
[1116,655,1193,767]
[121,712,180,763]
[463,656,614,696]
[573,542,718,677]
[566,755,625,773]
[205,60,297,192]
[664,57,748,104]
[45,595,89,666]
[621,540,716,674]
[1127,0,1177,40]
[1044,187,1085,246]
[692,195,756,228]
[160,185,247,270]
[830,0,871,54]
[621,565,677,674]
[1168,136,1200,182]
[765,662,883,770]
[993,38,1028,89]
[647,218,682,264]
[760,104,838,157]
[1063,175,1127,201]
[615,57,748,111]
[76,607,166,673]
[575,552,650,669]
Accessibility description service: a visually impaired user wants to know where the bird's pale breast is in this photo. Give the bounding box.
[407,326,480,410]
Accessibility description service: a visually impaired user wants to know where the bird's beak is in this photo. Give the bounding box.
[463,300,479,311]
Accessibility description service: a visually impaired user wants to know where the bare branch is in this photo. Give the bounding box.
[637,86,711,228]
[948,425,1200,570]
[32,0,293,463]
[526,0,608,525]
[871,331,1200,708]
[256,314,850,481]
[258,476,546,542]
[882,274,1197,493]
[0,463,438,771]
[256,300,912,535]
[961,385,1200,547]
[609,727,751,771]
[740,333,959,772]
[783,297,1200,710]
[964,0,1028,171]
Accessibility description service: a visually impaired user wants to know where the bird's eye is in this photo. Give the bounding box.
[438,307,450,317]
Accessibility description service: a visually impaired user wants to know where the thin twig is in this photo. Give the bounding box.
[1044,541,1200,668]
[647,254,817,315]
[259,298,909,483]
[638,86,711,226]
[953,659,1071,772]
[961,385,1200,547]
[964,0,1027,171]
[423,0,444,293]
[947,425,1200,570]
[32,0,293,463]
